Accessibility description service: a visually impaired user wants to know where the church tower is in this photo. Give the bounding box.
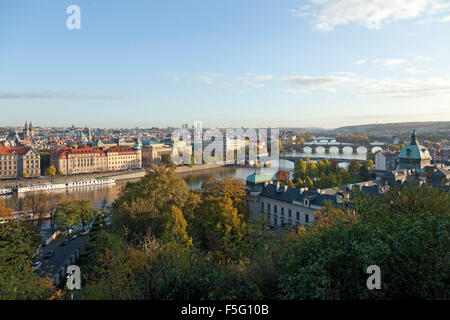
[23,121,29,139]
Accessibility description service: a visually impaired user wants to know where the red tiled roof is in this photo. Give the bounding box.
[0,145,32,155]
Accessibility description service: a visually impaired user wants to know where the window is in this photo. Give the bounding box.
[296,212,300,220]
[261,202,264,210]
[281,207,284,215]
[267,203,271,211]
[305,214,309,223]
[288,209,292,218]
[274,205,277,213]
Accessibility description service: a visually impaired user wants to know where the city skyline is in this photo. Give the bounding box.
[1,0,450,128]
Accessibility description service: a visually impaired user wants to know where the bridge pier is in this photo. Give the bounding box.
[324,146,331,154]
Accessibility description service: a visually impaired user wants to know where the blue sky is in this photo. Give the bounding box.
[1,0,450,128]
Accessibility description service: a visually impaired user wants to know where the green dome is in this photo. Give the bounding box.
[246,172,276,184]
[398,130,431,160]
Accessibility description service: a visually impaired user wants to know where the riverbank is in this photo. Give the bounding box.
[0,164,228,188]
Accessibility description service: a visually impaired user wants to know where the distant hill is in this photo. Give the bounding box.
[331,121,450,136]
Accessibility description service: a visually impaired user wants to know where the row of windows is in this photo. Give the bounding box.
[261,202,309,223]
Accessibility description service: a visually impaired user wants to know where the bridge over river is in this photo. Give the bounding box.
[283,142,388,154]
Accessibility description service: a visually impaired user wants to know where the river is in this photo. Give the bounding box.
[2,147,371,212]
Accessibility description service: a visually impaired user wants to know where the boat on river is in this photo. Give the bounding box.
[16,178,116,193]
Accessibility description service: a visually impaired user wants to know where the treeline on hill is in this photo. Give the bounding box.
[72,166,449,300]
[335,134,369,144]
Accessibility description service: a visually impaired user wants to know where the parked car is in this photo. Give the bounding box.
[44,250,54,259]
[32,261,42,271]
[69,235,78,241]
[80,230,89,236]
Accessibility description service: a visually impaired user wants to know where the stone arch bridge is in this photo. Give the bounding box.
[283,143,388,155]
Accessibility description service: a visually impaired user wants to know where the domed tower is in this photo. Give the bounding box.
[396,130,432,173]
[133,139,142,168]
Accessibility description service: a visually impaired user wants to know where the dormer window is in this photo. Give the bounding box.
[303,198,310,207]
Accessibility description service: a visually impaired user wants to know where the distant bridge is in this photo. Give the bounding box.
[278,155,365,164]
[283,142,388,154]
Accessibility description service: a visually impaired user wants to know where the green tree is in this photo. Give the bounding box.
[348,160,362,176]
[277,185,450,300]
[112,165,199,244]
[56,200,96,231]
[293,159,306,181]
[161,153,174,167]
[0,221,55,299]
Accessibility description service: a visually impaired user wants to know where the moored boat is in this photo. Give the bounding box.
[16,178,116,193]
[0,188,13,196]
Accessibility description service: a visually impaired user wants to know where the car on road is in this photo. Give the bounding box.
[80,230,89,236]
[60,239,69,247]
[32,261,42,271]
[69,235,78,241]
[44,250,54,259]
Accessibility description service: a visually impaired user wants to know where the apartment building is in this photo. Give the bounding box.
[51,146,108,175]
[0,145,40,179]
[106,146,142,171]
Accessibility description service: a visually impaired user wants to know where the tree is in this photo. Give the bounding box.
[45,165,56,177]
[56,200,96,231]
[161,153,174,167]
[24,192,54,230]
[192,195,246,260]
[0,200,13,220]
[363,159,375,170]
[306,162,318,178]
[0,221,55,299]
[112,165,199,244]
[199,176,247,217]
[348,160,362,176]
[305,176,314,189]
[293,159,306,181]
[277,185,450,300]
[295,178,304,188]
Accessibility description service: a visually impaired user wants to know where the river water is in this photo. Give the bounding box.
[2,146,372,212]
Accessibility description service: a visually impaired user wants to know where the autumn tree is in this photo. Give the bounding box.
[112,165,199,244]
[0,200,14,220]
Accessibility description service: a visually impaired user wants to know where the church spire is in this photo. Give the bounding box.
[411,130,418,145]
